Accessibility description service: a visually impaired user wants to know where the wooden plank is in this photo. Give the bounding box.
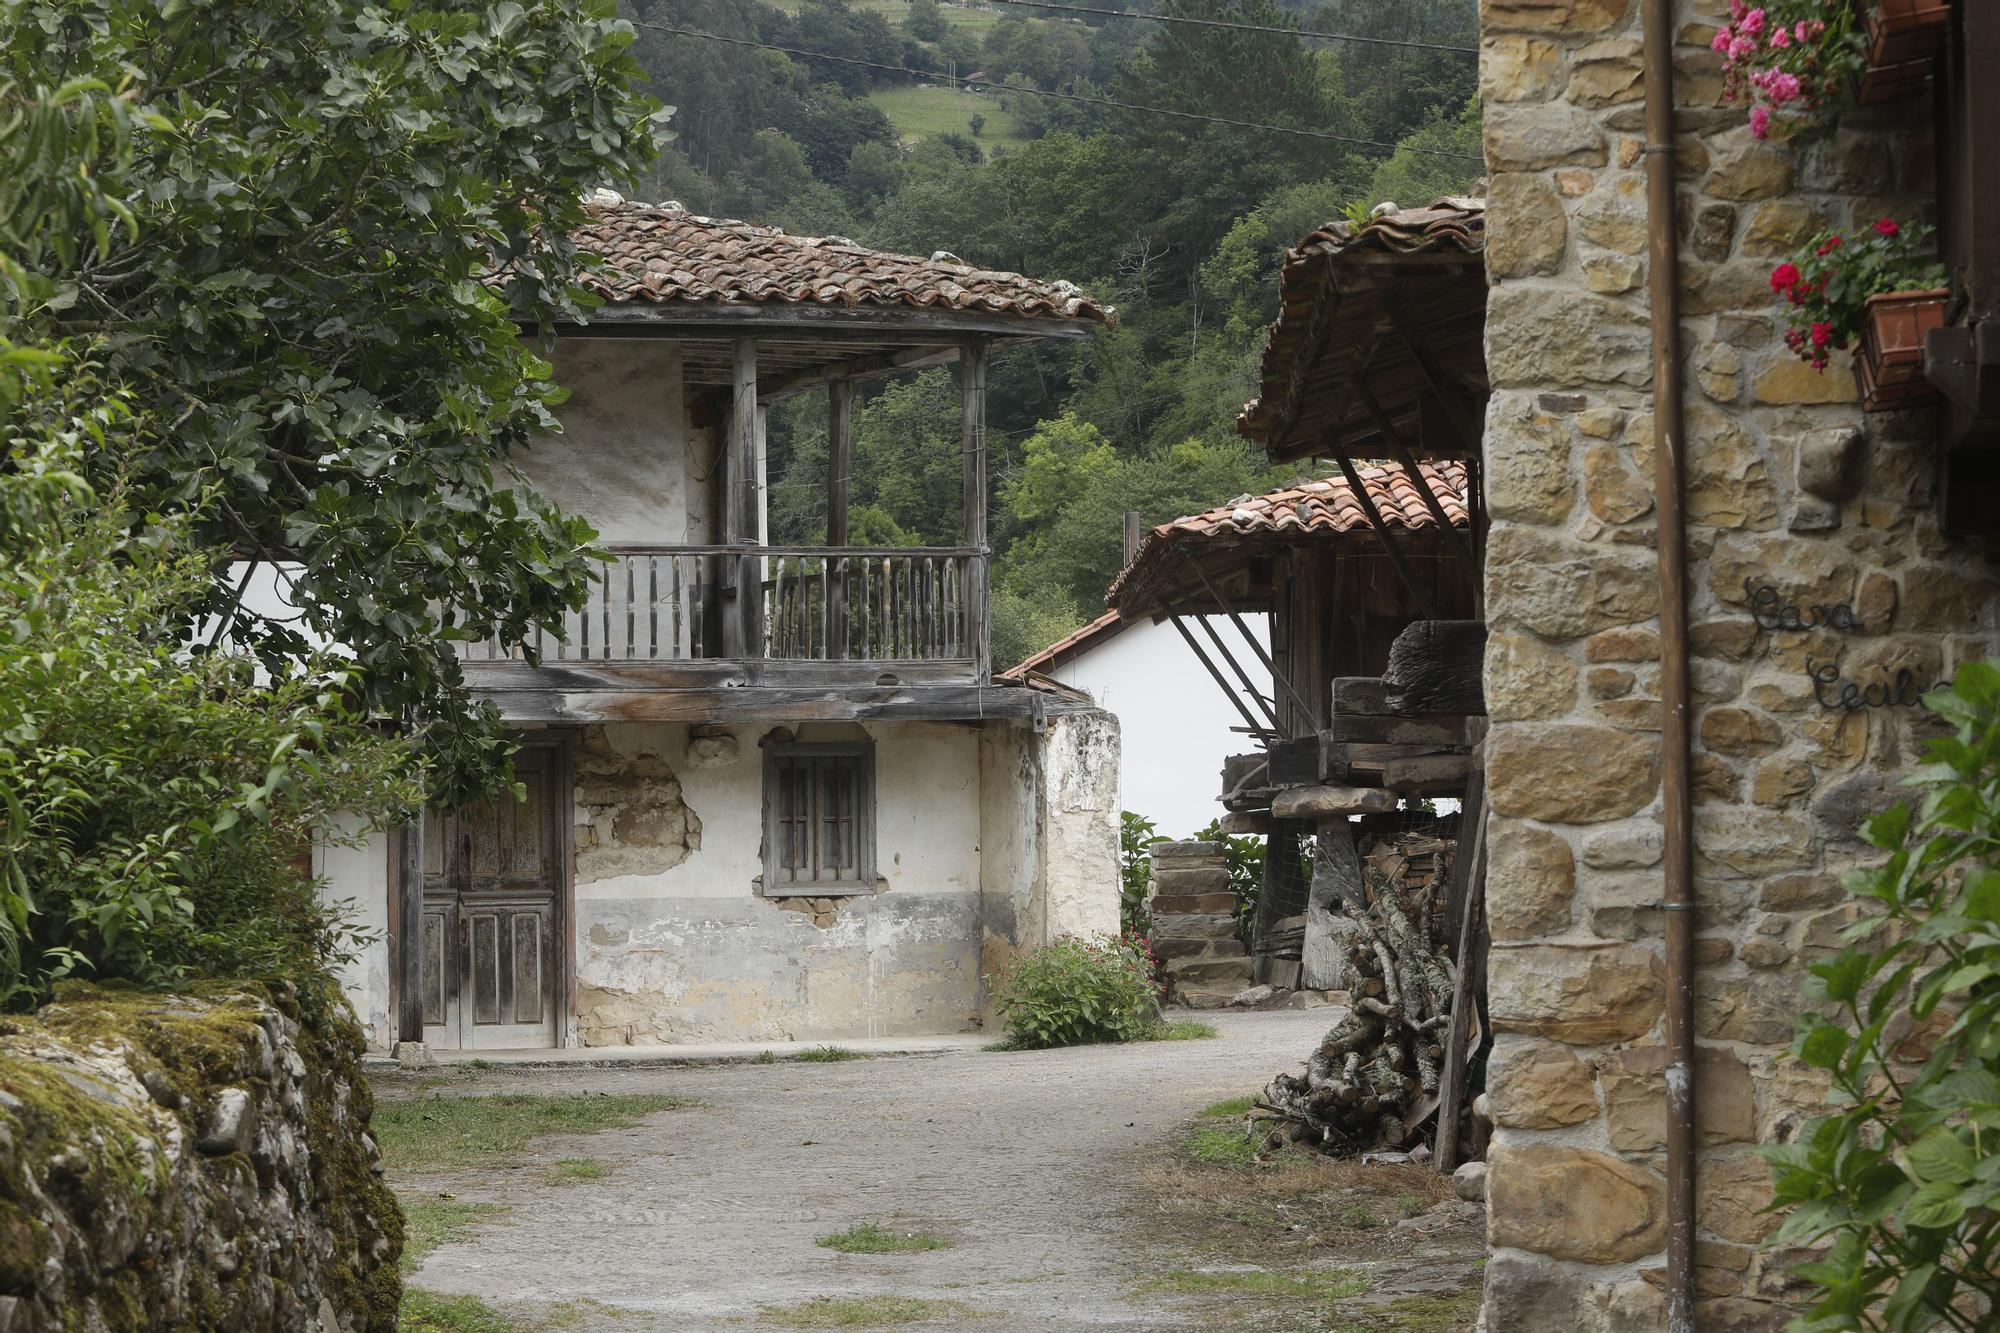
[1434,764,1487,1174]
[763,344,959,399]
[1266,735,1323,787]
[1330,676,1398,716]
[1271,785,1399,819]
[1323,713,1475,746]
[395,817,425,1045]
[1301,819,1364,988]
[1384,619,1488,715]
[1382,752,1474,793]
[462,658,979,692]
[463,683,1102,725]
[1331,454,1441,621]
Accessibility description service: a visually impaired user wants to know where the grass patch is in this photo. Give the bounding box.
[869,85,1028,147]
[1149,1019,1220,1041]
[1337,1205,1381,1231]
[816,1222,951,1254]
[400,1289,519,1333]
[790,1045,865,1063]
[754,1049,780,1064]
[1138,1268,1371,1302]
[1200,1095,1259,1118]
[374,1092,698,1173]
[548,1157,610,1184]
[759,1295,981,1327]
[400,1198,509,1270]
[1185,1122,1260,1169]
[1330,1286,1485,1332]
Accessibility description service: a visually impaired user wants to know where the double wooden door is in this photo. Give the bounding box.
[419,745,563,1049]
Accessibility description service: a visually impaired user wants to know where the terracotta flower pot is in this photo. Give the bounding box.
[1857,0,1952,105]
[1856,287,1948,412]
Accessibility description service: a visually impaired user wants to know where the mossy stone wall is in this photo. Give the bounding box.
[0,982,400,1332]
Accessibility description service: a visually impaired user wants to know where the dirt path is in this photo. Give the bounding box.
[374,1010,1483,1331]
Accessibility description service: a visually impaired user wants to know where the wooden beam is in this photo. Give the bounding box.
[763,344,960,400]
[827,378,853,660]
[1168,612,1274,739]
[1271,785,1398,819]
[455,683,1103,725]
[1382,752,1474,793]
[1173,546,1320,731]
[1323,713,1475,746]
[1385,301,1485,455]
[1349,380,1480,572]
[1331,453,1440,620]
[726,339,761,659]
[395,816,425,1045]
[553,304,1104,342]
[960,340,990,680]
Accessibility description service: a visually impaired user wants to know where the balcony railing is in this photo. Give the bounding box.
[457,544,982,667]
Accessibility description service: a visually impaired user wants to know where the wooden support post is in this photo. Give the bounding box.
[1300,818,1364,989]
[1123,509,1142,564]
[726,338,761,658]
[395,813,425,1045]
[1254,822,1301,974]
[1434,763,1488,1174]
[1332,453,1440,620]
[827,378,852,659]
[960,340,990,679]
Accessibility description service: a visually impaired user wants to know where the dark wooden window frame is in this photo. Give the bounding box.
[758,739,878,896]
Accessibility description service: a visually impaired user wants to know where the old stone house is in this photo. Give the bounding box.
[1237,4,2000,1325]
[318,201,1122,1053]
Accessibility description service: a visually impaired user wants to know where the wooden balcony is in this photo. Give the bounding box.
[457,544,991,700]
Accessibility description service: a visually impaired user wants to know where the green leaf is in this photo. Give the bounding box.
[1903,1181,1967,1230]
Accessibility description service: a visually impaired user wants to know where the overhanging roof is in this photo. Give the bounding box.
[1107,461,1470,618]
[1238,199,1487,466]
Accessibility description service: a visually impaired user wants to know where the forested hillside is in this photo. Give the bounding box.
[621,0,1481,665]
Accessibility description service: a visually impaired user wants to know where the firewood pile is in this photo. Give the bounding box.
[1257,831,1462,1156]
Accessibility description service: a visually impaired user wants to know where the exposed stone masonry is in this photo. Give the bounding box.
[1479,0,2000,1325]
[1147,841,1254,1007]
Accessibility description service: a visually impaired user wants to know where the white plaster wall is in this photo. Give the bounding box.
[573,719,989,1044]
[1038,710,1121,940]
[1042,616,1263,838]
[315,822,393,1051]
[516,339,710,544]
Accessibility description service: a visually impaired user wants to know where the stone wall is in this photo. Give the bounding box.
[1479,1,2000,1326]
[0,983,399,1331]
[1145,840,1254,1005]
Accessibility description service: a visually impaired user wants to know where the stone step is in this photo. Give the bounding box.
[1172,957,1256,986]
[1152,892,1237,915]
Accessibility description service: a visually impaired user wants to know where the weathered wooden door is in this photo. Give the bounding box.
[419,746,562,1049]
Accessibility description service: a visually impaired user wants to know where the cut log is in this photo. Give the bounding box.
[1382,752,1473,793]
[1272,785,1399,819]
[1383,620,1487,715]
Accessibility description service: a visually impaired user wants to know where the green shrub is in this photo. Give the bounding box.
[991,933,1162,1049]
[1120,811,1164,936]
[1762,661,2000,1330]
[0,408,415,1010]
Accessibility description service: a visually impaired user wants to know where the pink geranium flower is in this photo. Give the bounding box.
[1750,105,1772,138]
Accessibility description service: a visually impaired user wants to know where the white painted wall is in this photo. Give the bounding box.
[1040,616,1266,839]
[314,820,394,1051]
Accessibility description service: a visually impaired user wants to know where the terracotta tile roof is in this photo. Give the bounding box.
[563,197,1113,326]
[1002,609,1129,679]
[1239,198,1487,458]
[1106,460,1470,606]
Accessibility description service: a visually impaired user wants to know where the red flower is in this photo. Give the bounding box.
[1810,321,1833,349]
[1817,235,1844,256]
[1770,262,1801,292]
[1873,218,1900,237]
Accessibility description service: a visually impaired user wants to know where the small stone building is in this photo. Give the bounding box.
[1238,7,2000,1324]
[318,202,1122,1052]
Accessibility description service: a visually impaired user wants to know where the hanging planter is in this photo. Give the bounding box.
[1856,289,1949,410]
[1770,219,1950,414]
[1856,0,1952,104]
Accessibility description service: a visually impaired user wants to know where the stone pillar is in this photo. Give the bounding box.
[1478,0,2000,1325]
[1148,841,1252,1007]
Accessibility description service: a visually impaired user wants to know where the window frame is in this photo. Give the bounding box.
[758,739,878,896]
